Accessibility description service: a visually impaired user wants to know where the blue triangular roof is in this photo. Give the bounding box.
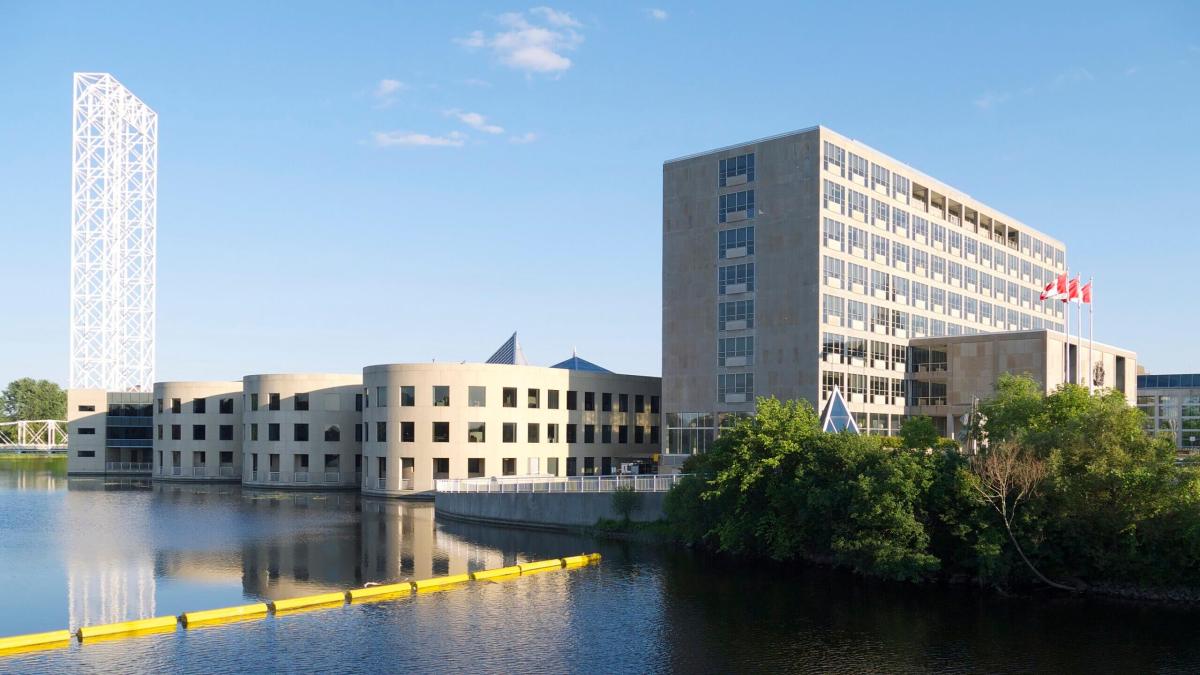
[819,386,860,434]
[486,332,528,366]
[550,352,611,373]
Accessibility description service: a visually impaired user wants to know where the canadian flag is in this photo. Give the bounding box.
[1041,272,1068,301]
[1081,281,1092,304]
[1064,275,1081,303]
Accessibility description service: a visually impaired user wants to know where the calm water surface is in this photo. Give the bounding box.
[1,457,1199,673]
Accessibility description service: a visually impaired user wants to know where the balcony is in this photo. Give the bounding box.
[219,466,235,478]
[105,462,152,473]
[192,466,207,477]
[324,471,340,483]
[269,471,281,482]
[294,471,309,483]
[172,466,182,476]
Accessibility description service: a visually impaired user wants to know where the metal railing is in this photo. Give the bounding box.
[377,477,387,490]
[294,471,309,483]
[436,474,691,494]
[269,471,281,482]
[916,396,948,406]
[219,466,235,478]
[250,470,258,481]
[324,471,340,483]
[400,478,413,491]
[105,461,152,472]
[915,362,948,373]
[193,466,207,477]
[0,420,68,451]
[171,466,182,476]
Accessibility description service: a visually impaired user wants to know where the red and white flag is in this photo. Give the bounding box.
[1064,276,1081,303]
[1081,281,1092,304]
[1041,272,1068,301]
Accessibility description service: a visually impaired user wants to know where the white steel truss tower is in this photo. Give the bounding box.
[70,73,157,392]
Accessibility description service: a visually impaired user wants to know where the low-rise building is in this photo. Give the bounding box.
[241,373,363,489]
[1137,373,1200,453]
[908,329,1136,437]
[152,381,244,481]
[66,390,153,474]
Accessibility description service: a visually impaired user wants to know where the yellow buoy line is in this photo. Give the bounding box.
[0,553,600,655]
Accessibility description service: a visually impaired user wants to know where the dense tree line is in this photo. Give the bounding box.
[0,378,66,422]
[665,375,1200,591]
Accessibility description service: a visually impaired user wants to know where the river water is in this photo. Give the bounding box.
[1,457,1198,673]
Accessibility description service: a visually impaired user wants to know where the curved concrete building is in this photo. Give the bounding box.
[241,373,363,489]
[152,381,244,481]
[361,360,661,496]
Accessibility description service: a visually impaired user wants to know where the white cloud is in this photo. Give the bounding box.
[456,7,584,74]
[1052,67,1095,87]
[445,109,505,134]
[1124,66,1140,77]
[645,8,668,20]
[531,6,581,27]
[372,79,407,107]
[509,132,539,144]
[463,78,493,88]
[972,90,1010,110]
[373,130,466,148]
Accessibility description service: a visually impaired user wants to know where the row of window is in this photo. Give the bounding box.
[364,386,659,414]
[822,141,1065,269]
[822,293,1063,338]
[718,190,755,223]
[718,225,755,259]
[158,397,236,415]
[157,424,236,442]
[366,421,661,445]
[823,217,1064,307]
[718,373,754,403]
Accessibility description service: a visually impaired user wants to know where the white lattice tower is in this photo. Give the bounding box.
[70,73,157,392]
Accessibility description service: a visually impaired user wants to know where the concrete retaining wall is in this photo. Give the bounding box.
[434,491,667,529]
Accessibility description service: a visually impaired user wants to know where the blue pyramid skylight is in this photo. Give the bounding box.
[819,385,860,434]
[550,351,611,373]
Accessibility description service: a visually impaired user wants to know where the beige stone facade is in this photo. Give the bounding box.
[152,381,243,481]
[66,389,153,475]
[241,373,364,489]
[663,125,1131,445]
[361,363,661,495]
[909,330,1136,436]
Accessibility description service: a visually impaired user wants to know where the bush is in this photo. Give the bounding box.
[665,380,1200,591]
[611,485,641,524]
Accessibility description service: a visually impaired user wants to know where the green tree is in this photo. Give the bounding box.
[899,415,939,450]
[611,485,641,525]
[1,378,66,422]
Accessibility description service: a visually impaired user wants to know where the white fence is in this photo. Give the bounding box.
[435,474,691,494]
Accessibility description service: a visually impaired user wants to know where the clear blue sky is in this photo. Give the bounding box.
[1,1,1197,386]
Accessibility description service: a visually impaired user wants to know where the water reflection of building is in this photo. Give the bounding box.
[63,478,156,630]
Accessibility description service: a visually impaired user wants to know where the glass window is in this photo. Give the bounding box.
[192,424,205,441]
[718,226,755,258]
[468,386,486,407]
[401,421,414,442]
[374,422,385,443]
[602,393,613,412]
[193,398,206,414]
[432,386,450,407]
[503,423,516,443]
[528,423,540,443]
[503,387,517,407]
[528,388,540,408]
[400,386,414,406]
[823,218,844,248]
[718,263,755,294]
[373,387,386,407]
[432,422,449,443]
[718,189,755,222]
[719,299,755,330]
[849,153,868,179]
[718,152,755,186]
[268,393,279,411]
[567,390,578,410]
[468,422,485,443]
[717,336,754,366]
[548,390,559,409]
[823,180,845,210]
[823,142,845,171]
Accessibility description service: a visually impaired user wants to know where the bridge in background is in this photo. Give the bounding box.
[0,420,68,453]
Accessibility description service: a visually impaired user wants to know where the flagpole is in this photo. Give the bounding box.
[1063,267,1070,386]
[1076,288,1083,385]
[1088,277,1095,395]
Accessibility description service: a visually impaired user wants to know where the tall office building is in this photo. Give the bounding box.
[662,126,1135,454]
[70,72,157,392]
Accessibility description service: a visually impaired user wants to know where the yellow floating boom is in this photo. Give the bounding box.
[0,630,72,653]
[181,603,269,627]
[77,616,178,640]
